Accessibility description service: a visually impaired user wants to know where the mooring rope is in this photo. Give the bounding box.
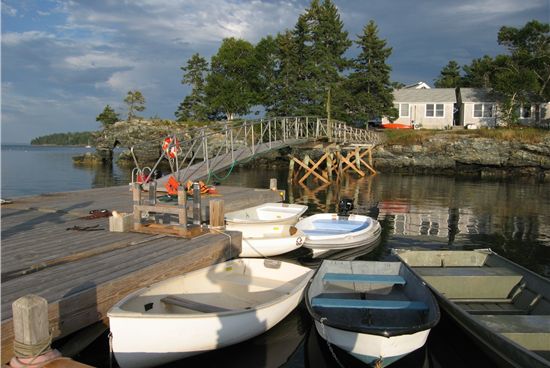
[319,317,345,368]
[210,228,233,260]
[13,333,52,364]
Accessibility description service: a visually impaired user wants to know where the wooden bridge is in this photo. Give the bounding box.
[136,116,383,189]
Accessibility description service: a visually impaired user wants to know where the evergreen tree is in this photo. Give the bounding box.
[176,53,209,122]
[462,56,495,88]
[301,0,351,116]
[205,38,258,120]
[124,90,146,121]
[254,36,279,109]
[346,20,396,124]
[96,105,119,128]
[434,60,462,88]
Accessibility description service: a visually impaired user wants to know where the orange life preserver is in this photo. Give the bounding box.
[162,137,180,159]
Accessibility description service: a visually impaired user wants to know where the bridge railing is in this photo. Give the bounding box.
[146,116,382,183]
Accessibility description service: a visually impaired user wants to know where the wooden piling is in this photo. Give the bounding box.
[209,199,225,229]
[9,295,94,367]
[269,178,277,190]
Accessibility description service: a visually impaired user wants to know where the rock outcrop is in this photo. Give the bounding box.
[373,134,550,179]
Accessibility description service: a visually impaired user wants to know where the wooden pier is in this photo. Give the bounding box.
[1,184,282,363]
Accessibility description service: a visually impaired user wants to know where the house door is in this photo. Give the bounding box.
[453,103,460,126]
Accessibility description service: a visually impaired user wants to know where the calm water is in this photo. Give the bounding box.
[2,145,550,367]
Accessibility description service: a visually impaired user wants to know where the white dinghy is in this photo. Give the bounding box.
[306,259,439,367]
[225,202,307,229]
[108,258,314,368]
[226,223,306,257]
[295,199,381,256]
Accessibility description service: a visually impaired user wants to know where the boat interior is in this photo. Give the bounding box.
[309,261,438,331]
[117,259,312,316]
[396,250,550,359]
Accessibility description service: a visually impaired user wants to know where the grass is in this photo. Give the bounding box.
[382,127,549,146]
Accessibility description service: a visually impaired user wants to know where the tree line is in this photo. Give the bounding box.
[95,0,548,128]
[31,131,95,146]
[176,0,396,125]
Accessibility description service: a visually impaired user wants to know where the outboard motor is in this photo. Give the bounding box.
[337,198,354,217]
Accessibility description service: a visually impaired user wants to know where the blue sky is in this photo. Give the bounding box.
[2,0,548,143]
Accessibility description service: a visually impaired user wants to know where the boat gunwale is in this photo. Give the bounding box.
[298,214,380,242]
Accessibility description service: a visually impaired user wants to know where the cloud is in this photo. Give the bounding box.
[2,0,548,143]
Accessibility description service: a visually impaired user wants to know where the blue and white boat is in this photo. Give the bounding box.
[295,200,381,256]
[305,259,440,367]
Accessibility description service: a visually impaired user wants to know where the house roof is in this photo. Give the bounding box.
[393,88,456,103]
[459,88,501,102]
[403,81,431,89]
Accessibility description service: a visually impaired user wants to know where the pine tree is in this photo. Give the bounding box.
[434,60,462,88]
[347,20,396,124]
[96,105,119,128]
[301,0,351,116]
[205,38,258,120]
[124,90,146,121]
[176,53,209,122]
[462,56,495,88]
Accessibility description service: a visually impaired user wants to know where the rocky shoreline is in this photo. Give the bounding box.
[73,121,550,181]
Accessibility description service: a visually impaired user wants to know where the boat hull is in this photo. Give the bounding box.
[108,259,314,368]
[314,321,430,366]
[226,223,306,257]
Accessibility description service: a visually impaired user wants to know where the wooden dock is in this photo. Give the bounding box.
[1,184,282,363]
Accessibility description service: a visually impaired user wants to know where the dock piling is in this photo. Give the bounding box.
[209,199,225,229]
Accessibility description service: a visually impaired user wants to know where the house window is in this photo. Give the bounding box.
[426,103,444,117]
[473,103,494,118]
[521,105,531,118]
[399,103,409,117]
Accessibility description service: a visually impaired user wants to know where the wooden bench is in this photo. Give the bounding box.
[161,295,231,313]
[323,273,406,285]
[311,297,428,311]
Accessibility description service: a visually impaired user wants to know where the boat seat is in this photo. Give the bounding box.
[323,273,406,285]
[161,295,231,313]
[475,315,550,351]
[311,297,428,311]
[415,267,522,299]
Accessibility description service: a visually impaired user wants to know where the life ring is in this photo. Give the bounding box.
[162,137,180,159]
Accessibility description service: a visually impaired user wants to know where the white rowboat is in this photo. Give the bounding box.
[295,213,381,256]
[225,202,307,229]
[225,223,306,257]
[108,258,314,368]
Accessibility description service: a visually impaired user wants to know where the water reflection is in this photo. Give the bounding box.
[223,167,550,276]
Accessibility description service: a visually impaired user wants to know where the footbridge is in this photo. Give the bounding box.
[142,116,382,187]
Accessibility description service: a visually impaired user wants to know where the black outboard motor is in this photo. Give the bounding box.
[337,198,354,217]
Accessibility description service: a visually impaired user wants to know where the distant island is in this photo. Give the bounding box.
[31,131,96,146]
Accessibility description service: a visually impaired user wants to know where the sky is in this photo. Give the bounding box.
[2,0,549,143]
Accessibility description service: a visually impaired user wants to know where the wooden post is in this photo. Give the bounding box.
[148,180,157,205]
[209,199,225,229]
[288,159,295,183]
[132,182,142,229]
[192,182,201,225]
[269,178,277,190]
[178,188,187,229]
[10,295,62,366]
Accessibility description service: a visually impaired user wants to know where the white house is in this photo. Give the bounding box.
[382,88,456,129]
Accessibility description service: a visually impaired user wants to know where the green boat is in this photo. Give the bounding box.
[393,248,550,368]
